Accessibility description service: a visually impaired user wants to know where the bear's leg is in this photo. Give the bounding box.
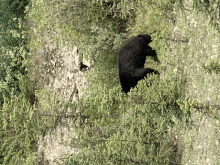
[132,68,159,80]
[145,49,160,62]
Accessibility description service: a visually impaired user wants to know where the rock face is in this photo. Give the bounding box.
[31,37,92,164]
[36,45,89,102]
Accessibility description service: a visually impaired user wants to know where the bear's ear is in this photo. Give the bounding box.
[137,34,152,43]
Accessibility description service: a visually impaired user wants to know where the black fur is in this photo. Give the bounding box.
[118,34,159,93]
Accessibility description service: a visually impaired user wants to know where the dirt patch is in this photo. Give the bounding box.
[29,30,91,164]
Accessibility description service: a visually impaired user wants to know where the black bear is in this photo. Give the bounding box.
[118,34,159,93]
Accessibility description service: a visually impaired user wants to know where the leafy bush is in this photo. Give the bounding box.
[0,0,30,107]
[62,73,190,164]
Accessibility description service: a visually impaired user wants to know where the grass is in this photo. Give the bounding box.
[1,0,220,164]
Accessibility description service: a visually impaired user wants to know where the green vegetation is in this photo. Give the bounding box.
[0,0,220,164]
